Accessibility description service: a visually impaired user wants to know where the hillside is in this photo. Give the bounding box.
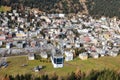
[1,55,120,78]
[0,0,85,14]
[0,0,120,18]
[86,0,120,18]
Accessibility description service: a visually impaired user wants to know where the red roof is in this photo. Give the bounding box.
[0,36,6,40]
[83,36,91,42]
[91,46,96,52]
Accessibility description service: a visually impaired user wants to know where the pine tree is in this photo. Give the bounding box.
[67,72,76,80]
[15,74,20,80]
[41,74,49,80]
[9,75,14,80]
[50,72,58,80]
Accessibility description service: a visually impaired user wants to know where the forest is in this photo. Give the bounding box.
[0,0,84,14]
[0,0,120,18]
[2,69,120,80]
[86,0,120,19]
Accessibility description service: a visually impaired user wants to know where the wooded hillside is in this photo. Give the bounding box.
[0,0,84,14]
[0,0,120,18]
[86,0,120,18]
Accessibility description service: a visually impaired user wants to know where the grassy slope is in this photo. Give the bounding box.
[0,55,120,77]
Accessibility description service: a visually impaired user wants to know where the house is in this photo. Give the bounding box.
[71,18,78,23]
[17,43,24,48]
[59,14,65,18]
[51,49,64,68]
[28,53,35,60]
[114,39,120,46]
[91,52,99,59]
[99,49,106,57]
[90,46,96,52]
[83,36,91,43]
[64,51,73,61]
[6,43,12,49]
[40,16,51,23]
[30,41,36,47]
[108,47,119,57]
[0,35,6,41]
[108,51,118,57]
[66,43,72,49]
[79,53,88,60]
[75,43,80,48]
[40,51,48,59]
[16,32,27,38]
[78,29,89,34]
[103,33,110,40]
[29,31,38,37]
[0,41,2,47]
[47,14,65,18]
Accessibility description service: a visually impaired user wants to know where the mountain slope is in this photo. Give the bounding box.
[86,0,120,18]
[0,0,85,13]
[0,0,120,18]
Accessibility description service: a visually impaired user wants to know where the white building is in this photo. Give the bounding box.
[91,52,99,59]
[75,43,80,48]
[64,51,73,61]
[51,49,64,68]
[28,53,35,60]
[0,41,2,47]
[108,51,118,57]
[79,53,88,60]
[40,52,48,59]
[6,43,11,49]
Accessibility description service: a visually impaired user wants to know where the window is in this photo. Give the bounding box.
[57,58,63,64]
[54,58,57,63]
[53,57,63,64]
